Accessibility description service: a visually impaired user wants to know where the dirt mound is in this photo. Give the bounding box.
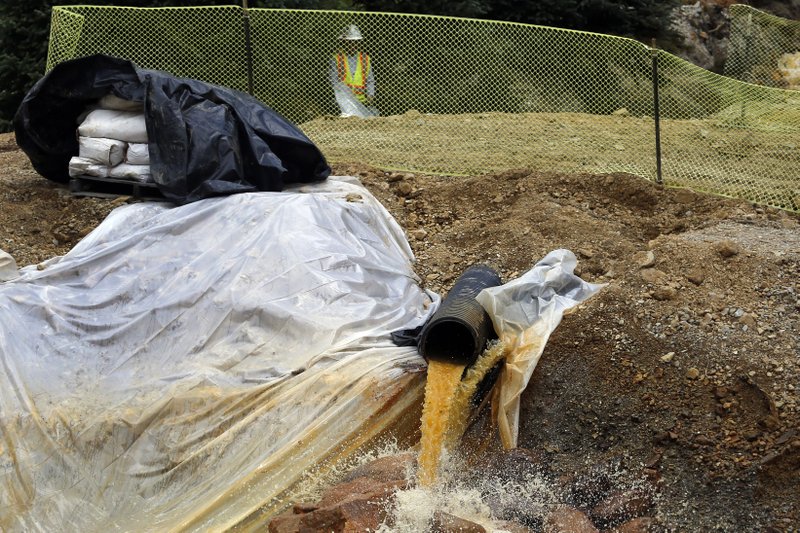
[336,162,800,531]
[2,131,798,530]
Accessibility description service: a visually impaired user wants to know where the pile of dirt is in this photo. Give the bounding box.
[1,131,798,530]
[340,162,799,531]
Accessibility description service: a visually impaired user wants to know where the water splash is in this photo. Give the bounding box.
[380,449,560,532]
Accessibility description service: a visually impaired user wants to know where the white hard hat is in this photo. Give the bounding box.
[340,24,363,41]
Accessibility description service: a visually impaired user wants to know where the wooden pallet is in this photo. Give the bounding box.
[69,175,168,202]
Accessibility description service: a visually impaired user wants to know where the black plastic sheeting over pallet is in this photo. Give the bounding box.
[15,55,330,205]
[69,175,169,202]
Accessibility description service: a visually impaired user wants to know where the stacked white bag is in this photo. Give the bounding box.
[69,94,152,183]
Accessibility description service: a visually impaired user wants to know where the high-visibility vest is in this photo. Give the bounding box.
[334,52,371,103]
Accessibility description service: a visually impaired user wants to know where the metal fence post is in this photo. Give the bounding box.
[651,41,663,185]
[242,0,254,96]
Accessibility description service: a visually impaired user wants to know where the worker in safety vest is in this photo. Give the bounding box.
[329,24,377,117]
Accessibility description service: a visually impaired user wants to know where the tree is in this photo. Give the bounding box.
[365,0,680,41]
[361,0,489,19]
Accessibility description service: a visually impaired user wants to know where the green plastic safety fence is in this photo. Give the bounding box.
[46,5,800,212]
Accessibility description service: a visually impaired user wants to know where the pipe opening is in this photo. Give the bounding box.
[421,319,477,364]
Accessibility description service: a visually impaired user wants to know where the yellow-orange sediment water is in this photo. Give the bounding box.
[418,342,507,486]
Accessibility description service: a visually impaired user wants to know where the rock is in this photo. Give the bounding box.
[744,428,762,441]
[670,2,730,72]
[268,511,303,533]
[343,453,415,483]
[396,181,414,197]
[652,286,677,301]
[660,352,675,363]
[411,228,428,241]
[694,434,714,446]
[292,502,318,514]
[610,516,658,533]
[775,429,797,446]
[653,431,677,444]
[299,495,389,532]
[430,511,486,532]
[686,268,705,285]
[634,251,656,269]
[714,240,740,258]
[686,367,700,380]
[739,313,757,329]
[318,478,407,507]
[590,489,654,529]
[345,193,363,203]
[578,248,594,259]
[640,269,667,285]
[543,506,599,533]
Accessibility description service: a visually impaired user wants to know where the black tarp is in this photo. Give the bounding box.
[14,55,330,205]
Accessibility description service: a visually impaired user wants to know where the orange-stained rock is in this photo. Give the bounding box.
[268,511,302,533]
[343,452,416,483]
[298,495,387,532]
[318,478,407,507]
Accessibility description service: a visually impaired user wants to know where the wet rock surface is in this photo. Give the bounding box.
[268,448,662,532]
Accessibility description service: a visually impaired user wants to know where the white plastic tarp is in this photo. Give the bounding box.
[0,248,17,282]
[477,250,604,449]
[0,177,436,531]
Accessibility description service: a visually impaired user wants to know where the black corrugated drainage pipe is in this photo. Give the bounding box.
[418,264,502,367]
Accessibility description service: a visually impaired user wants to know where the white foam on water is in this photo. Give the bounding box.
[379,450,560,532]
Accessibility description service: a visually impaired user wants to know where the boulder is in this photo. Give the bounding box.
[299,494,388,532]
[318,478,407,507]
[342,453,415,483]
[543,506,599,533]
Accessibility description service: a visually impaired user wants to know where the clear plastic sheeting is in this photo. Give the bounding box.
[476,250,604,449]
[0,248,18,281]
[333,81,378,118]
[0,177,436,531]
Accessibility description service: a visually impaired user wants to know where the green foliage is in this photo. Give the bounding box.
[365,0,680,41]
[360,0,489,18]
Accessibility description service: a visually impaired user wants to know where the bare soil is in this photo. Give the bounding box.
[1,130,798,531]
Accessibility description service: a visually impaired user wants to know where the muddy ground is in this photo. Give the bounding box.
[1,129,798,531]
